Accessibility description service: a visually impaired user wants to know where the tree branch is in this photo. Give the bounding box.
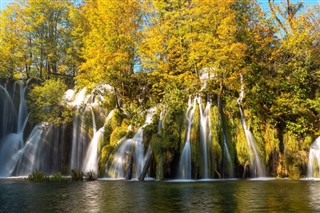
[268,0,288,36]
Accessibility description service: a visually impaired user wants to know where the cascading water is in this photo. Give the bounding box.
[156,110,164,179]
[0,81,68,177]
[68,85,113,173]
[198,97,211,179]
[307,137,320,178]
[15,81,28,133]
[158,111,164,134]
[107,128,142,179]
[33,124,67,175]
[13,124,45,175]
[237,74,265,177]
[179,96,197,179]
[107,108,156,179]
[0,81,29,177]
[82,128,104,174]
[82,109,115,174]
[217,96,234,178]
[0,84,17,138]
[69,88,90,171]
[6,123,68,177]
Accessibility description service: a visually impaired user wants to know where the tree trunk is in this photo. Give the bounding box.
[114,87,123,111]
[138,150,153,181]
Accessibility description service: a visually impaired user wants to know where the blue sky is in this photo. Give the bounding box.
[1,0,319,11]
[257,0,320,11]
[0,0,9,10]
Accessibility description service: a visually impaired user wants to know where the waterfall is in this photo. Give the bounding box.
[107,108,156,179]
[69,88,90,171]
[82,109,115,174]
[34,124,66,175]
[307,137,320,178]
[0,133,24,177]
[13,124,44,175]
[82,128,104,174]
[179,96,197,179]
[68,85,114,173]
[237,74,265,177]
[15,81,28,133]
[217,96,234,178]
[156,110,165,179]
[158,111,164,134]
[0,81,68,177]
[90,107,97,133]
[0,85,17,138]
[107,129,138,178]
[8,122,68,176]
[199,98,211,179]
[70,111,88,170]
[0,82,28,177]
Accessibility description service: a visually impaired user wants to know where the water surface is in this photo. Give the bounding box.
[1,179,319,212]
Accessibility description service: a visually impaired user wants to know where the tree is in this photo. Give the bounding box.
[78,0,142,98]
[0,0,82,80]
[0,5,26,79]
[268,0,304,36]
[28,79,72,124]
[264,2,320,135]
[139,0,247,99]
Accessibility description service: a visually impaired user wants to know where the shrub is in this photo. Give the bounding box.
[84,170,97,181]
[28,170,49,182]
[50,172,70,181]
[71,169,84,181]
[28,79,73,125]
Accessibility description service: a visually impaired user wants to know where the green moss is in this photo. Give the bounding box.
[210,106,222,175]
[99,145,114,176]
[108,109,124,130]
[216,99,237,177]
[150,134,163,179]
[282,132,311,178]
[224,116,236,165]
[161,107,185,152]
[154,98,186,178]
[143,124,157,146]
[288,166,301,180]
[235,120,250,168]
[110,126,127,146]
[103,123,113,146]
[263,123,280,163]
[150,134,162,157]
[157,156,164,180]
[190,103,200,178]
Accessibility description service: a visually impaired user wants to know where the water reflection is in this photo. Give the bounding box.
[309,181,320,212]
[1,179,320,212]
[237,180,317,212]
[82,182,102,212]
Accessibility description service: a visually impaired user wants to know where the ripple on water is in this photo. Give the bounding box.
[1,179,319,212]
